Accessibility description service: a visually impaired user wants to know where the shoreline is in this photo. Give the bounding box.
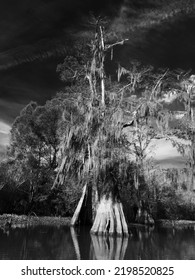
[156,219,195,229]
[0,214,71,228]
[1,214,195,229]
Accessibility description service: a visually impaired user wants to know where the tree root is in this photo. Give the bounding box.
[90,195,129,236]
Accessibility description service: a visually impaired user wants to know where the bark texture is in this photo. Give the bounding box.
[90,195,129,236]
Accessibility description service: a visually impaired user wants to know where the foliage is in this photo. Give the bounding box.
[165,74,195,190]
[156,186,195,220]
[144,167,195,220]
[53,21,131,197]
[53,20,177,200]
[2,99,63,215]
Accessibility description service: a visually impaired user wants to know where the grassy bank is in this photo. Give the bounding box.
[156,219,195,229]
[2,213,195,231]
[0,214,71,228]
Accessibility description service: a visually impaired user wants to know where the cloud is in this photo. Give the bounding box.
[0,121,11,135]
[0,56,64,126]
[0,133,10,147]
[0,0,123,71]
[0,0,74,70]
[0,38,69,71]
[110,0,195,37]
[105,0,195,72]
[0,122,10,158]
[0,0,194,71]
[0,98,26,125]
[147,137,189,168]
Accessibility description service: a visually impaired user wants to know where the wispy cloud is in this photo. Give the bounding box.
[0,38,69,71]
[0,0,122,70]
[110,0,195,37]
[0,121,11,134]
[0,121,10,150]
[0,0,194,71]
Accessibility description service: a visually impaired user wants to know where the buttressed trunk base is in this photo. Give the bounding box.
[90,195,129,236]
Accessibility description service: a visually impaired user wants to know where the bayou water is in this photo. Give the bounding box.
[0,225,195,259]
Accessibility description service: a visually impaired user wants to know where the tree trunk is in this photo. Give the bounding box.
[191,132,195,191]
[190,86,195,190]
[71,184,92,226]
[90,194,129,236]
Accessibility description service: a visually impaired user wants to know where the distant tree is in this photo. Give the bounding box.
[8,100,62,213]
[169,75,195,191]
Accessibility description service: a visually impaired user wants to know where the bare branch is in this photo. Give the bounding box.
[105,39,129,50]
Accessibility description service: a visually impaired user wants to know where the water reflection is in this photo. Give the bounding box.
[0,224,195,259]
[70,227,81,260]
[0,225,77,260]
[90,235,128,260]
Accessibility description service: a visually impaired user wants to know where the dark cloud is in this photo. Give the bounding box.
[115,14,195,71]
[107,0,195,77]
[0,58,64,125]
[0,0,122,69]
[1,0,194,70]
[0,0,123,132]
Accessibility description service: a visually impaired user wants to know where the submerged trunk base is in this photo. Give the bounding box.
[90,195,129,236]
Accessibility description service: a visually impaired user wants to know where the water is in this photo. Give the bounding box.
[0,225,195,259]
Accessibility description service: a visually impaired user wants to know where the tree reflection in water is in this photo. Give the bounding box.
[1,224,195,259]
[70,227,81,260]
[90,234,128,260]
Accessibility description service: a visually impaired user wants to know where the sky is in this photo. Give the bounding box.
[0,0,195,161]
